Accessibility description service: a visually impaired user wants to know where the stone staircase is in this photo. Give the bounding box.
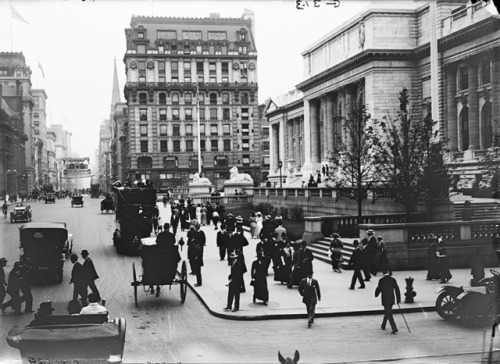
[454,201,500,220]
[308,236,356,269]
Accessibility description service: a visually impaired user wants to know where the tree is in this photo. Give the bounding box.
[332,104,380,224]
[375,88,441,214]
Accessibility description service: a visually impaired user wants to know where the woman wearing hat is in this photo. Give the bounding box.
[329,233,344,273]
[251,251,269,305]
[255,212,263,237]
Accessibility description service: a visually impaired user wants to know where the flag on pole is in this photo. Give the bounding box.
[10,4,30,25]
[38,61,45,78]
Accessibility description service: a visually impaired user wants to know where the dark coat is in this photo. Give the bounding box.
[229,259,246,286]
[217,231,228,248]
[349,248,364,269]
[375,274,401,307]
[298,278,321,304]
[251,258,269,301]
[70,262,85,286]
[83,257,99,282]
[156,230,176,249]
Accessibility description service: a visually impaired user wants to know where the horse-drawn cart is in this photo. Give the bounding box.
[131,237,187,307]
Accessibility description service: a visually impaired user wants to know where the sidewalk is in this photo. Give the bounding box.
[158,203,479,321]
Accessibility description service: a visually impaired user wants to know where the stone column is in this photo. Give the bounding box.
[310,99,320,163]
[468,58,480,150]
[326,93,335,154]
[272,124,280,174]
[345,86,353,148]
[446,64,458,151]
[492,48,500,145]
[287,119,294,161]
[296,117,303,171]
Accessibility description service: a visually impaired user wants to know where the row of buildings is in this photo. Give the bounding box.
[97,11,270,192]
[97,0,499,193]
[0,52,74,196]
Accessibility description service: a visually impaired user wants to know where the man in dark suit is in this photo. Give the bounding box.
[298,272,321,328]
[366,229,378,275]
[225,251,247,312]
[156,223,176,249]
[375,270,401,334]
[70,254,88,306]
[348,240,365,290]
[81,250,101,301]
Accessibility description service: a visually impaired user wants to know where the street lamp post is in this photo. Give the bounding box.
[278,160,283,188]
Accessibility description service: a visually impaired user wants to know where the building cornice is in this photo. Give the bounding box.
[265,99,303,119]
[130,15,251,28]
[297,49,416,92]
[438,17,500,52]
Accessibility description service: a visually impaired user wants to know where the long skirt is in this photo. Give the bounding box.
[252,279,269,302]
[274,264,292,284]
[201,213,207,225]
[331,248,342,270]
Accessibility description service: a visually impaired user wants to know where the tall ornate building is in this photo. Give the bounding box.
[0,52,34,196]
[122,11,260,190]
[31,89,48,186]
[265,0,500,187]
[46,129,57,188]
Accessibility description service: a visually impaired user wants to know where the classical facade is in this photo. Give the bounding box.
[265,0,500,187]
[0,52,34,196]
[122,11,260,190]
[31,89,48,186]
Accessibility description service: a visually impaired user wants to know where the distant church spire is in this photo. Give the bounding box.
[111,57,121,111]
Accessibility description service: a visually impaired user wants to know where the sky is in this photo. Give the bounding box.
[0,0,415,159]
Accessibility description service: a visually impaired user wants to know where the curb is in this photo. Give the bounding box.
[186,280,436,321]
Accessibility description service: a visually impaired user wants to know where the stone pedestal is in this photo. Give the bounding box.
[189,183,213,196]
[223,181,254,196]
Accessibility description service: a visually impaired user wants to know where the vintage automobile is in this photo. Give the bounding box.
[101,198,115,214]
[71,195,84,207]
[19,222,73,283]
[10,205,32,223]
[131,237,187,307]
[44,193,56,204]
[6,301,126,363]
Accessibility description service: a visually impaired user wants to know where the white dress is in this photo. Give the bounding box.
[255,215,263,237]
[196,206,202,223]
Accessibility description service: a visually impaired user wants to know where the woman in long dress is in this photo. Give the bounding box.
[196,204,202,223]
[255,212,263,237]
[200,204,207,226]
[437,239,452,283]
[251,251,269,305]
[329,233,343,273]
[249,212,258,238]
[426,235,440,280]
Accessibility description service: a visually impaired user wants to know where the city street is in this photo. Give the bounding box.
[0,197,498,363]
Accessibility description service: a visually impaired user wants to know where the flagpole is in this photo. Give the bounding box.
[196,83,202,175]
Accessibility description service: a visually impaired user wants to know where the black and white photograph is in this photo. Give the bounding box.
[1,0,500,362]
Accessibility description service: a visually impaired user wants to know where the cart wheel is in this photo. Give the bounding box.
[118,317,126,353]
[180,260,187,303]
[133,263,138,307]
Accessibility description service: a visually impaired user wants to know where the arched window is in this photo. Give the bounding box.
[159,93,166,104]
[210,93,217,105]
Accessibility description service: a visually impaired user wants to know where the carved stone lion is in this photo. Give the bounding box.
[191,173,211,185]
[228,166,253,183]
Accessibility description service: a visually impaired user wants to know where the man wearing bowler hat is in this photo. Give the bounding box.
[81,250,101,301]
[225,251,246,312]
[299,271,321,328]
[366,229,378,276]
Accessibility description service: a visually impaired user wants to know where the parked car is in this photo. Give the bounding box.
[10,205,32,223]
[19,222,73,283]
[44,193,56,204]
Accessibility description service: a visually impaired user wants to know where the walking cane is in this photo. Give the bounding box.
[397,303,411,333]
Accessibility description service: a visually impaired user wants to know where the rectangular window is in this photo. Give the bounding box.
[197,62,204,74]
[185,93,192,105]
[186,140,193,151]
[200,124,206,136]
[140,125,148,136]
[173,140,180,152]
[185,124,193,136]
[211,139,218,151]
[209,62,216,74]
[158,61,165,73]
[210,108,217,120]
[242,123,249,136]
[185,108,193,120]
[223,124,230,135]
[200,139,206,151]
[209,45,215,55]
[222,62,229,74]
[209,77,216,83]
[199,108,205,120]
[197,74,204,83]
[140,141,148,153]
[482,59,491,85]
[160,140,168,152]
[137,32,144,39]
[137,45,146,54]
[460,66,468,90]
[243,155,250,166]
[171,76,178,83]
[157,30,176,39]
[34,129,40,135]
[242,138,250,151]
[262,141,270,151]
[138,61,146,71]
[34,120,39,126]
[224,139,231,151]
[159,109,166,121]
[160,124,167,136]
[164,157,177,169]
[159,93,166,104]
[171,61,178,72]
[173,124,180,137]
[196,45,202,54]
[222,76,229,83]
[263,156,270,166]
[139,75,146,83]
[184,62,191,71]
[211,124,218,135]
[223,108,230,120]
[241,108,249,120]
[184,44,190,54]
[198,93,204,104]
[158,76,166,83]
[172,108,179,120]
[210,93,217,105]
[238,46,247,55]
[140,108,147,121]
[222,93,229,104]
[184,76,191,83]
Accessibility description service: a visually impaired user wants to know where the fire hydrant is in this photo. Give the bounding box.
[404,277,416,303]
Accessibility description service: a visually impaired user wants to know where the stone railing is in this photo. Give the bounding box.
[253,187,394,201]
[442,1,491,37]
[195,195,252,205]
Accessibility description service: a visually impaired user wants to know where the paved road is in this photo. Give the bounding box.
[0,197,498,363]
